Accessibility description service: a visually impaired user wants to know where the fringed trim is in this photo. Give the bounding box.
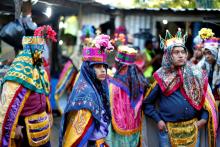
[9,89,31,146]
[204,89,218,147]
[166,118,198,147]
[144,81,157,100]
[109,84,141,136]
[111,117,141,136]
[139,111,144,147]
[2,86,23,140]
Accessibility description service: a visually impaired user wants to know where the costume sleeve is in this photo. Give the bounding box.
[62,109,95,147]
[200,108,209,120]
[0,81,31,146]
[143,82,162,123]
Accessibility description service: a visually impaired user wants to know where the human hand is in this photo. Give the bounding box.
[195,119,207,129]
[157,120,167,132]
[15,125,23,140]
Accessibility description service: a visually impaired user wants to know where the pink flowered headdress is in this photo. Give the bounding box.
[82,34,114,64]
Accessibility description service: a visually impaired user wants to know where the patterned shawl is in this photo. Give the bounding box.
[64,61,111,123]
[2,44,50,95]
[203,43,220,91]
[154,45,208,110]
[110,63,149,108]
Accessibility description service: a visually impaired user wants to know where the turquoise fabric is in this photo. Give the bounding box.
[106,125,140,147]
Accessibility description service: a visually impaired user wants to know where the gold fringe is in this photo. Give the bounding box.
[144,81,157,100]
[167,118,198,147]
[27,128,50,139]
[27,119,48,129]
[25,111,50,146]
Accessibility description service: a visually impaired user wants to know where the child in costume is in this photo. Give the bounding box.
[55,25,97,115]
[59,34,113,147]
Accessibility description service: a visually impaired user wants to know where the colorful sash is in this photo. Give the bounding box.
[167,118,198,147]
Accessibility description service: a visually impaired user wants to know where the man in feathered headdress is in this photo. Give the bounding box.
[143,28,218,147]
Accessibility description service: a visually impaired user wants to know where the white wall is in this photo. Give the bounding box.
[81,13,110,28]
[124,14,151,50]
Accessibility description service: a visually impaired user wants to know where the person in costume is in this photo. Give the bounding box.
[59,34,113,147]
[55,59,78,114]
[55,25,97,115]
[106,45,149,147]
[199,28,220,101]
[199,28,220,147]
[0,25,56,147]
[143,28,218,147]
[191,35,205,69]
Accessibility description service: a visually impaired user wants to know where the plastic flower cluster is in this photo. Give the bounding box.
[93,34,114,50]
[199,28,214,40]
[84,34,114,52]
[34,25,57,42]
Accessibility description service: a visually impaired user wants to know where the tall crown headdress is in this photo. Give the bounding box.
[159,28,187,50]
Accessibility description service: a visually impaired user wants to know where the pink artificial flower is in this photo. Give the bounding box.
[34,25,57,42]
[94,34,114,50]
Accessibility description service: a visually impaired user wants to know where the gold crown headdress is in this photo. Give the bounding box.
[159,28,188,50]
